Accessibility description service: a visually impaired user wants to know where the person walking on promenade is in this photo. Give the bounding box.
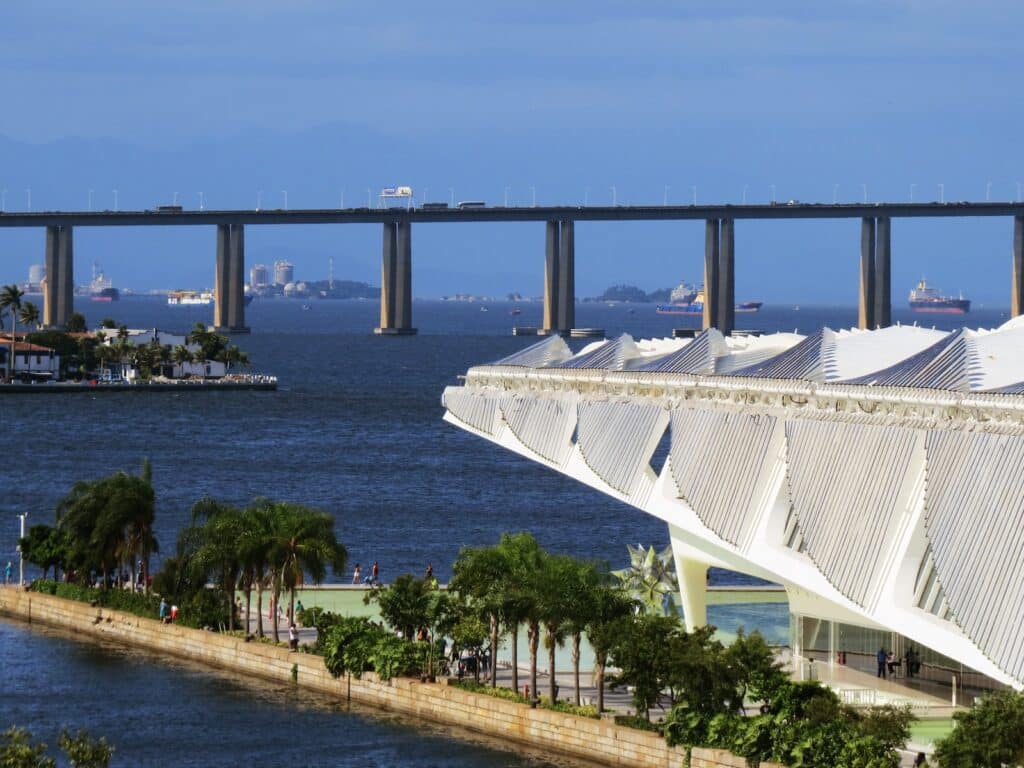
[425,563,434,581]
[876,647,888,679]
[3,561,11,585]
[288,623,299,652]
[159,598,168,624]
[352,564,362,584]
[371,561,380,585]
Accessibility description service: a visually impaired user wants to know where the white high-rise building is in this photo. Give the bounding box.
[250,264,269,289]
[273,260,294,286]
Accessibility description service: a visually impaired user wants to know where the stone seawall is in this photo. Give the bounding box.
[0,588,779,768]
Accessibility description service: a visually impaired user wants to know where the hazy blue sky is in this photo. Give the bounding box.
[1,1,1022,303]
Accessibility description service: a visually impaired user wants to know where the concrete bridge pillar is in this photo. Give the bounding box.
[859,217,876,329]
[542,221,560,333]
[375,221,416,335]
[703,219,720,331]
[874,217,891,328]
[716,218,735,335]
[557,220,575,332]
[1013,216,1024,317]
[43,225,74,329]
[214,223,249,333]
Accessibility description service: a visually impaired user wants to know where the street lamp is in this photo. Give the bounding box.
[770,184,776,203]
[832,184,839,204]
[198,191,204,211]
[172,191,179,206]
[88,189,94,212]
[257,190,263,210]
[610,186,617,206]
[1,189,5,211]
[742,185,748,204]
[449,188,455,208]
[504,187,510,207]
[26,188,31,211]
[692,185,697,205]
[939,183,945,203]
[340,190,345,209]
[861,183,867,203]
[910,184,916,202]
[113,189,118,212]
[584,187,589,206]
[530,187,536,207]
[282,190,288,210]
[986,181,992,202]
[16,512,27,586]
[663,185,669,206]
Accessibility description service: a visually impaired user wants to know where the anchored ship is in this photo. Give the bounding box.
[89,262,119,302]
[655,281,762,315]
[908,279,970,314]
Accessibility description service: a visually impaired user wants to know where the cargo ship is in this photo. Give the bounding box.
[89,262,119,302]
[655,281,762,315]
[908,279,970,314]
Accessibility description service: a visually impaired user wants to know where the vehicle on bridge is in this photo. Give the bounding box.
[457,201,486,209]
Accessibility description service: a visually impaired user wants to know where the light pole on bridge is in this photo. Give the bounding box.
[910,184,916,202]
[530,187,536,207]
[986,181,992,202]
[861,184,867,203]
[663,185,669,206]
[610,186,617,206]
[939,183,945,203]
[770,184,776,203]
[26,188,31,212]
[2,189,7,211]
[504,187,510,207]
[257,190,263,211]
[198,191,204,211]
[742,185,748,204]
[113,189,118,212]
[88,189,93,212]
[282,190,288,211]
[692,185,697,205]
[449,188,454,208]
[832,184,839,204]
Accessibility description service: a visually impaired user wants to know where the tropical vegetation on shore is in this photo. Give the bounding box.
[1,726,113,768]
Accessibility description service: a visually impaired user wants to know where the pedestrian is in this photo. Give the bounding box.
[876,647,887,679]
[288,622,299,652]
[170,604,179,623]
[914,752,928,767]
[234,596,242,619]
[3,561,11,585]
[887,651,898,677]
[159,598,168,624]
[352,563,362,584]
[371,561,380,584]
[424,563,434,581]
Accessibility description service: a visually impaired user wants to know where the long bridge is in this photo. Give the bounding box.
[2,201,1023,334]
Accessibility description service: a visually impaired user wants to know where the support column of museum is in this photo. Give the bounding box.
[557,220,575,333]
[874,217,891,328]
[541,221,560,334]
[43,225,74,330]
[1013,216,1024,317]
[716,218,735,335]
[859,217,876,330]
[703,219,720,331]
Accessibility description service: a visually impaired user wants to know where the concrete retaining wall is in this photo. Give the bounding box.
[0,588,779,768]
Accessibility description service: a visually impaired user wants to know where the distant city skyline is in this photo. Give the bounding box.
[1,2,1022,303]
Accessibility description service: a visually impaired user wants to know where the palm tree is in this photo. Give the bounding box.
[0,284,25,381]
[18,301,40,330]
[237,501,275,638]
[586,584,636,712]
[190,498,246,631]
[495,532,546,701]
[264,501,347,642]
[450,544,508,688]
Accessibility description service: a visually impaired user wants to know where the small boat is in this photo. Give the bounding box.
[509,308,522,316]
[301,303,312,311]
[480,306,489,312]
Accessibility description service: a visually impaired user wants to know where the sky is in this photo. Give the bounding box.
[0,1,1022,303]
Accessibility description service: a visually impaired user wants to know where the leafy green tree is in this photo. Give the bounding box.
[58,728,114,768]
[536,553,581,702]
[935,689,1024,768]
[18,524,67,580]
[611,544,678,615]
[366,573,433,642]
[188,498,247,631]
[725,628,787,710]
[0,726,55,768]
[65,312,87,333]
[608,612,683,720]
[497,532,546,701]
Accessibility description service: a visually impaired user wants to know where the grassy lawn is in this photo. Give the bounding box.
[910,718,953,746]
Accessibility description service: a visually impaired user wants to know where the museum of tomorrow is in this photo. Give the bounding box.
[442,320,1024,691]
